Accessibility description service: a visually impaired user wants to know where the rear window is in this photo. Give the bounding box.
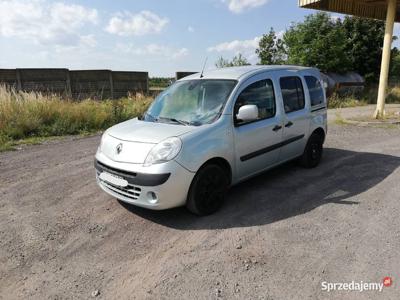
[305,76,324,106]
[280,77,305,113]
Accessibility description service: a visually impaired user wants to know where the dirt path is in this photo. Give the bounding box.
[1,111,399,299]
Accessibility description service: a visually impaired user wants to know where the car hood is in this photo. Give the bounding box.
[101,118,195,164]
[107,118,194,143]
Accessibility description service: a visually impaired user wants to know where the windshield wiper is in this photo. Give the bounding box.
[158,117,190,126]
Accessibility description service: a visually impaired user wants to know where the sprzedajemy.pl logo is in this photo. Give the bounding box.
[321,277,393,293]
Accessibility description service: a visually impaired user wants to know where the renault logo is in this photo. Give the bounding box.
[116,143,123,155]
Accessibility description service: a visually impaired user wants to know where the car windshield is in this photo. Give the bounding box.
[144,79,237,126]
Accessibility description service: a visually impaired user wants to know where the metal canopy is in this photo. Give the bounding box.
[299,0,398,118]
[299,0,400,22]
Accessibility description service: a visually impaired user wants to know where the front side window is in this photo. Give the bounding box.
[145,79,237,126]
[280,76,305,113]
[305,76,324,106]
[234,79,276,125]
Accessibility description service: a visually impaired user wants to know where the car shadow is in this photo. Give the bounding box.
[119,148,400,230]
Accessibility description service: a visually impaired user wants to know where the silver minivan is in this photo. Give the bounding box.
[95,66,327,215]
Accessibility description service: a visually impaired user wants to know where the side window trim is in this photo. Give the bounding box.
[233,78,277,127]
[279,76,305,114]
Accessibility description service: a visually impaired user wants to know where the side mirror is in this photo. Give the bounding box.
[236,104,258,122]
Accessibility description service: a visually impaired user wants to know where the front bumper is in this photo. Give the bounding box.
[95,151,195,210]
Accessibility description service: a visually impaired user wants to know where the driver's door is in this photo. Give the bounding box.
[233,77,284,181]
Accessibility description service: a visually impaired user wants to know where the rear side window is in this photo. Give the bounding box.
[280,77,305,113]
[305,76,324,106]
[234,79,276,125]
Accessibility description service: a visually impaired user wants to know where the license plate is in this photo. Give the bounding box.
[99,172,128,187]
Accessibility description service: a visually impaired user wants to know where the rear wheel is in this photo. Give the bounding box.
[300,133,324,168]
[186,164,229,216]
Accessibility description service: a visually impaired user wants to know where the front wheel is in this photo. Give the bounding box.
[300,133,323,168]
[186,164,229,216]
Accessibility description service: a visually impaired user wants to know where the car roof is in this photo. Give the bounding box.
[180,65,318,81]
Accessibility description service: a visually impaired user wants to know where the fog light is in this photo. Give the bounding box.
[147,191,158,204]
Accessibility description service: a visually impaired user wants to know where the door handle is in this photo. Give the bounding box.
[285,121,294,128]
[272,125,282,132]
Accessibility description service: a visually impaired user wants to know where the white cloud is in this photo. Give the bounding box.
[53,35,98,54]
[222,0,269,13]
[116,43,189,60]
[188,26,195,33]
[79,35,97,48]
[106,11,169,36]
[172,48,189,59]
[0,0,98,46]
[208,36,261,63]
[208,36,261,53]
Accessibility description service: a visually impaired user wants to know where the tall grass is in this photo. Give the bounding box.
[1,82,400,150]
[387,85,400,103]
[0,86,152,150]
[328,84,400,108]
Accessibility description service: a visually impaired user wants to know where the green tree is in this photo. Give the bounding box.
[390,47,400,78]
[215,53,251,68]
[342,16,385,82]
[256,27,286,65]
[283,13,350,73]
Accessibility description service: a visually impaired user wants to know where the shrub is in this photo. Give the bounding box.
[327,83,400,108]
[387,85,400,103]
[0,86,152,149]
[328,93,368,109]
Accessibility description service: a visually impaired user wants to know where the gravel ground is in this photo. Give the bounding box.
[0,107,399,300]
[328,104,400,120]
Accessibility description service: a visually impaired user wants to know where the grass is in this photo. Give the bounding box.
[328,83,400,109]
[328,94,368,109]
[387,85,400,103]
[0,136,69,152]
[0,86,152,151]
[1,82,400,151]
[333,112,347,125]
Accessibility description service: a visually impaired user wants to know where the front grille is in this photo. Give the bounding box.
[97,171,142,200]
[96,160,137,179]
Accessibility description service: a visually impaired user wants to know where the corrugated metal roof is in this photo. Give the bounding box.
[298,0,400,22]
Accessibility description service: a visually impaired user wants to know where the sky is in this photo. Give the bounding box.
[0,0,399,77]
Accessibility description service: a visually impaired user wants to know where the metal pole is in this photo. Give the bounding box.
[374,0,397,118]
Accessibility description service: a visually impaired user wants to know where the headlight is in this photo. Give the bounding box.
[144,137,182,167]
[98,131,108,152]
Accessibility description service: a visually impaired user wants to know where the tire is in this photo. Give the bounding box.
[186,164,229,216]
[300,133,324,168]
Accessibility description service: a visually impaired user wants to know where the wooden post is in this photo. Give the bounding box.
[374,0,397,118]
[66,70,72,98]
[16,69,22,90]
[109,71,114,99]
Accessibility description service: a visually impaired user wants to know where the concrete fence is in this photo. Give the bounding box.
[175,71,198,80]
[0,68,148,100]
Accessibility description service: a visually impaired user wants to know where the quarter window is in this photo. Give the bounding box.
[234,79,276,125]
[305,76,324,106]
[280,77,305,113]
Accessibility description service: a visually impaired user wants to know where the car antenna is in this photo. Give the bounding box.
[200,57,208,78]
